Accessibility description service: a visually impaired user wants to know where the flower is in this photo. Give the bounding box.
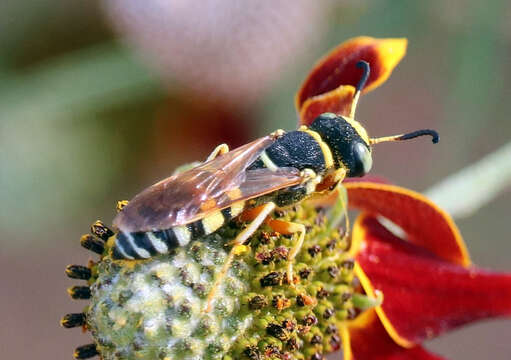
[296,36,511,360]
[62,37,511,360]
[340,181,511,360]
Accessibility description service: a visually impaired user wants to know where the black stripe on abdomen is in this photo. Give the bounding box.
[132,232,158,256]
[113,232,138,259]
[187,220,205,239]
[221,207,232,220]
[153,228,180,250]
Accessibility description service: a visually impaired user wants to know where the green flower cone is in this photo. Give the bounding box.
[65,197,358,360]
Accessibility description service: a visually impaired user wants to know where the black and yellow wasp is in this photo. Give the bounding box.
[110,61,438,310]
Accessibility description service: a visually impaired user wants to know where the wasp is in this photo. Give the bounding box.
[110,61,438,311]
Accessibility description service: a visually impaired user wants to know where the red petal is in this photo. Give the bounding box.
[299,85,355,126]
[354,215,511,345]
[347,309,447,360]
[345,182,470,267]
[296,37,407,118]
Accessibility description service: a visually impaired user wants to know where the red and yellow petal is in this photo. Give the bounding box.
[345,182,470,267]
[352,214,511,345]
[345,308,447,360]
[295,37,407,125]
[299,85,355,127]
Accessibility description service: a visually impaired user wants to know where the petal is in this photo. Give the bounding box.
[346,309,447,360]
[295,37,407,118]
[345,182,470,267]
[299,85,355,127]
[353,215,511,345]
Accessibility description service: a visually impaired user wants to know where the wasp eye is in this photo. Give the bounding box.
[350,142,372,177]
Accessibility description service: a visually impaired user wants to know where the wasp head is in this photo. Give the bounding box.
[308,61,438,178]
[309,112,372,177]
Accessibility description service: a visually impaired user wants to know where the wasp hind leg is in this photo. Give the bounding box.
[204,202,276,312]
[206,143,229,162]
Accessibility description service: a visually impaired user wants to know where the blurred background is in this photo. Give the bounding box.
[1,1,510,359]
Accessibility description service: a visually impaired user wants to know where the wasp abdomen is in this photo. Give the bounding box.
[113,201,247,260]
[113,228,180,259]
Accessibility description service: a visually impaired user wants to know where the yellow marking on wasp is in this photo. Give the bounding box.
[200,199,217,212]
[300,128,334,169]
[202,210,225,235]
[173,225,191,246]
[260,150,279,172]
[344,117,371,148]
[110,235,135,260]
[305,174,322,195]
[230,201,245,217]
[147,232,168,254]
[226,188,242,200]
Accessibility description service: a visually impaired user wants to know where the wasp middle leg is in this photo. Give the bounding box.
[206,143,230,162]
[266,219,306,285]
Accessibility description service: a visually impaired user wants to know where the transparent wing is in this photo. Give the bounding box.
[114,136,277,232]
[212,166,304,209]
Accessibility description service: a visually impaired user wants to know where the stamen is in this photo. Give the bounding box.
[65,264,91,280]
[80,234,105,255]
[90,220,114,241]
[61,313,86,328]
[67,285,91,300]
[74,344,98,359]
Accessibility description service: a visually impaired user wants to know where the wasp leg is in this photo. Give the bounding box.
[206,143,230,162]
[205,202,276,312]
[266,219,306,285]
[314,168,349,240]
[332,180,350,241]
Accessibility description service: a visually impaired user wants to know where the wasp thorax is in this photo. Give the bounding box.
[309,113,372,177]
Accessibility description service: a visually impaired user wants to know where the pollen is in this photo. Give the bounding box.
[233,244,249,255]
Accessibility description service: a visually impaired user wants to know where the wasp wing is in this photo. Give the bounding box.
[114,136,276,232]
[210,166,304,210]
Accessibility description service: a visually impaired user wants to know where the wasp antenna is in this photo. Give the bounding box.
[370,129,439,145]
[398,129,439,143]
[349,61,370,119]
[355,61,371,92]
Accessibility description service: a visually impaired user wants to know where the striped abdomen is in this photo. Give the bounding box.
[112,201,246,259]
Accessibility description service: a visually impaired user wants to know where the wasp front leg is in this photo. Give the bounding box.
[206,143,230,162]
[205,202,276,312]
